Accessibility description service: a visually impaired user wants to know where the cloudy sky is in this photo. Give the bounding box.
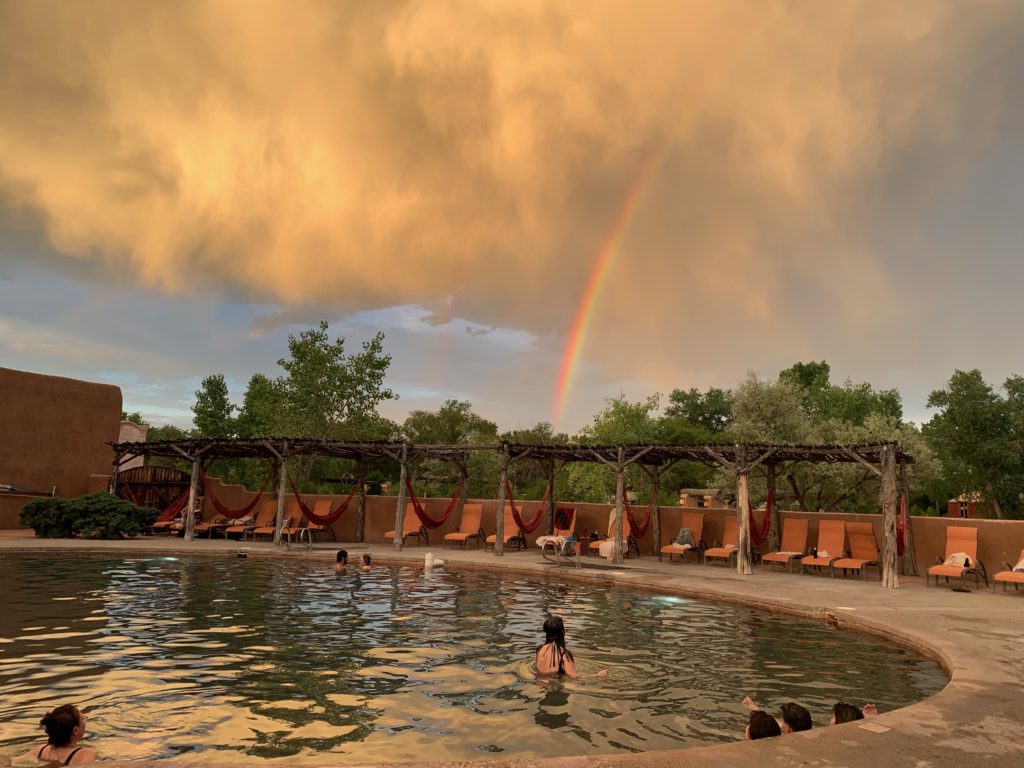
[2,0,1023,432]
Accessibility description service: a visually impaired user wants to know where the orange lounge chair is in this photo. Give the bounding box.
[588,509,638,558]
[993,549,1024,591]
[385,504,428,546]
[444,503,485,547]
[704,515,738,566]
[194,513,230,538]
[486,503,527,550]
[302,499,337,542]
[224,499,277,540]
[762,518,809,572]
[659,511,705,563]
[927,526,988,588]
[251,501,301,542]
[830,522,881,579]
[800,520,846,574]
[537,506,579,560]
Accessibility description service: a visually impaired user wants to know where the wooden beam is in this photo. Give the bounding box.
[735,445,753,575]
[613,446,626,565]
[355,463,367,544]
[880,444,900,589]
[183,457,201,542]
[705,447,735,472]
[842,447,883,478]
[741,448,776,474]
[273,459,288,546]
[650,469,661,555]
[766,462,780,553]
[899,458,918,577]
[393,443,409,552]
[494,444,510,556]
[622,445,656,467]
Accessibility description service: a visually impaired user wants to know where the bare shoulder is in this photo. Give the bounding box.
[69,747,97,765]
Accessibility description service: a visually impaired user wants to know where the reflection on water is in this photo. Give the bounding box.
[0,555,945,763]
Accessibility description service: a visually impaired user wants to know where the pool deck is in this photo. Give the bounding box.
[3,532,1023,768]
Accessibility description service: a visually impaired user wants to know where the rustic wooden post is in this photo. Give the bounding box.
[393,443,409,552]
[273,459,288,546]
[736,445,753,575]
[881,444,900,589]
[650,468,661,556]
[452,455,469,532]
[184,456,200,542]
[766,462,780,553]
[899,457,918,577]
[613,446,626,565]
[109,450,123,495]
[494,444,509,556]
[355,464,367,543]
[545,461,556,536]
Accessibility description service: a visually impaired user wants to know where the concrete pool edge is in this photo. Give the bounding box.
[3,538,1020,768]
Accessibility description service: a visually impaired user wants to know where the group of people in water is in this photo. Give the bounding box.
[332,549,372,572]
[742,695,878,739]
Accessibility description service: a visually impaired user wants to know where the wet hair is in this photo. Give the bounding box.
[780,702,812,732]
[362,554,371,565]
[336,550,348,564]
[747,710,781,740]
[832,701,864,724]
[543,615,567,646]
[41,705,81,747]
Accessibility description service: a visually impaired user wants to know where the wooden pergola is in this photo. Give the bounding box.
[109,439,914,589]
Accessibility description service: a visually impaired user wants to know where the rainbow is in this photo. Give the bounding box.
[550,145,670,427]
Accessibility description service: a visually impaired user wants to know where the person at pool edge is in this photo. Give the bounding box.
[333,550,348,572]
[20,705,96,765]
[535,615,607,678]
[745,710,781,740]
[743,696,812,732]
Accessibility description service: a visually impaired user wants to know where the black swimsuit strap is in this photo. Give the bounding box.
[64,747,83,765]
[37,745,47,759]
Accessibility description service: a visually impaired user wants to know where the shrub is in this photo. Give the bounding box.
[20,492,159,539]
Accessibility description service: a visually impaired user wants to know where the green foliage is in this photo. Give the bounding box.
[779,360,902,424]
[924,369,1023,519]
[664,387,733,433]
[19,493,159,539]
[403,400,497,444]
[121,411,148,425]
[193,374,236,437]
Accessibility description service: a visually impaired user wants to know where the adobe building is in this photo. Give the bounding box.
[0,366,122,528]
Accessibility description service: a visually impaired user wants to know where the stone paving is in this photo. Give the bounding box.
[2,533,1022,768]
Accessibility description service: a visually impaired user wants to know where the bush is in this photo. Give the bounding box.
[20,492,160,539]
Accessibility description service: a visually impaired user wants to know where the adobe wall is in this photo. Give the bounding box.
[0,367,122,528]
[200,479,1024,575]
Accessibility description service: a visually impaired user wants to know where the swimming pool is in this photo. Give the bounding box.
[0,554,945,763]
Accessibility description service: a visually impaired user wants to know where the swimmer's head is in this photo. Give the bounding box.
[780,702,811,732]
[543,615,567,646]
[336,550,348,564]
[830,702,863,725]
[41,705,84,747]
[362,554,371,566]
[746,710,781,740]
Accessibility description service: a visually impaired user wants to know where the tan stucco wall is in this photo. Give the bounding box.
[0,367,122,528]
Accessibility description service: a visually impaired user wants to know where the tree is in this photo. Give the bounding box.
[402,400,497,444]
[664,387,733,433]
[121,411,148,425]
[780,361,902,425]
[235,373,285,437]
[192,374,236,437]
[924,370,1023,519]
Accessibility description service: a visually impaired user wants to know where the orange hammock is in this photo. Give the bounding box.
[199,466,273,520]
[506,478,546,534]
[748,490,774,547]
[288,473,358,525]
[152,489,190,522]
[623,487,655,537]
[405,476,464,529]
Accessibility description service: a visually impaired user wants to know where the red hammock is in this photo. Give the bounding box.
[748,490,774,547]
[153,489,190,522]
[507,478,545,534]
[896,494,908,556]
[623,488,654,538]
[405,476,464,529]
[199,466,273,520]
[288,473,358,525]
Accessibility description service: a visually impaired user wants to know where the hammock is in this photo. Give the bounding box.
[748,490,774,547]
[623,488,654,538]
[507,478,545,534]
[404,476,464,529]
[153,489,190,522]
[896,493,908,556]
[288,473,358,525]
[199,466,273,520]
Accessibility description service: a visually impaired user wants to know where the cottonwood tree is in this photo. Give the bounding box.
[192,374,236,437]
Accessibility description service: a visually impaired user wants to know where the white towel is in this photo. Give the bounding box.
[598,539,626,559]
[1013,556,1024,573]
[943,552,971,568]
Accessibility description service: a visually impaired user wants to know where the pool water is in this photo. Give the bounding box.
[0,555,945,763]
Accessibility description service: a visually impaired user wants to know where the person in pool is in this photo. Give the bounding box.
[360,553,372,571]
[333,550,348,572]
[21,704,96,765]
[535,616,608,678]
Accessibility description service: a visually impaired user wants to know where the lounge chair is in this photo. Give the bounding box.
[302,499,337,542]
[537,506,579,561]
[588,509,638,558]
[224,499,277,540]
[385,503,428,546]
[194,513,231,538]
[485,503,527,550]
[762,518,809,572]
[251,501,300,542]
[993,549,1024,592]
[926,526,988,588]
[800,520,846,574]
[704,516,738,566]
[659,511,705,563]
[830,521,881,579]
[444,503,485,548]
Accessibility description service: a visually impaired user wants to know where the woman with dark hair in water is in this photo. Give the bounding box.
[20,705,96,765]
[536,615,578,677]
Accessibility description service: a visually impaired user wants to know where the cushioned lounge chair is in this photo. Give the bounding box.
[588,509,638,558]
[537,506,579,560]
[224,499,277,540]
[830,521,881,579]
[761,518,809,572]
[993,549,1024,591]
[486,503,526,550]
[926,526,988,588]
[385,503,428,546]
[659,511,705,563]
[194,513,230,538]
[301,499,337,543]
[800,520,846,574]
[251,501,300,542]
[704,516,738,566]
[444,503,485,547]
